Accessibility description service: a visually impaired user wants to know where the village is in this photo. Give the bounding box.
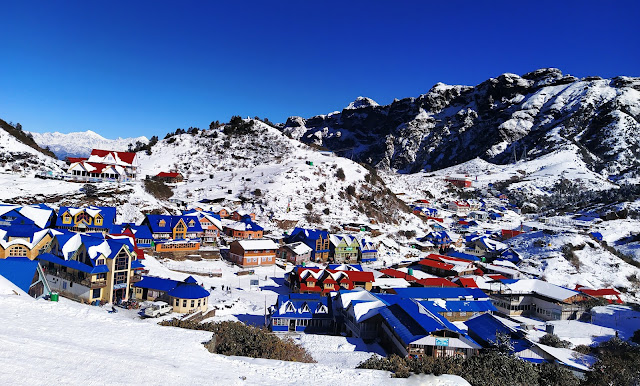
[1,147,639,382]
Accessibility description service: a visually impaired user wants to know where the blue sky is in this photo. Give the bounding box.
[1,1,638,138]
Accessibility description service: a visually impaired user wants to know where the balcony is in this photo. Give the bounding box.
[90,280,107,289]
[130,274,143,283]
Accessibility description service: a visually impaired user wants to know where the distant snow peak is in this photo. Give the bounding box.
[345,97,379,110]
[29,130,148,159]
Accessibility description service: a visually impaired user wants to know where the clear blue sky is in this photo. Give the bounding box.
[1,0,638,139]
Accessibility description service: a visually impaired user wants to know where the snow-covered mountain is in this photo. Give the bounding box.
[0,119,63,175]
[29,130,148,159]
[283,68,640,181]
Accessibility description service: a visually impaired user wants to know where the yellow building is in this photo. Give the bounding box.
[0,228,53,260]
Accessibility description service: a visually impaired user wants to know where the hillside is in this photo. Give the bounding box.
[29,130,148,159]
[283,69,640,181]
[0,118,63,175]
[138,119,420,233]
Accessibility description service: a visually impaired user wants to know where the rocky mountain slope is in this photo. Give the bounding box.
[283,69,640,180]
[0,118,63,174]
[29,130,148,159]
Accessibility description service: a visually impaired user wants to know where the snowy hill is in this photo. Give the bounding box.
[283,69,640,181]
[29,130,148,159]
[138,120,420,233]
[0,119,63,175]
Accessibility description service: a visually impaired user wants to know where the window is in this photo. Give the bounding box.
[95,216,103,226]
[96,259,105,266]
[159,220,166,227]
[92,289,101,299]
[8,246,28,257]
[191,300,195,307]
[114,272,127,285]
[175,299,179,306]
[197,299,201,307]
[63,213,72,224]
[75,212,91,224]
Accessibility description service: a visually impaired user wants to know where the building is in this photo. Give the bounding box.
[182,209,222,245]
[287,228,330,262]
[288,267,375,296]
[228,239,279,267]
[67,149,139,181]
[0,226,54,260]
[230,209,256,221]
[359,238,378,263]
[223,217,263,239]
[142,215,203,252]
[133,276,179,302]
[0,258,51,299]
[279,242,312,265]
[488,279,592,321]
[154,172,184,183]
[167,276,210,313]
[329,234,360,263]
[56,206,117,234]
[268,294,332,333]
[38,232,144,304]
[0,204,56,229]
[445,176,472,188]
[110,223,154,249]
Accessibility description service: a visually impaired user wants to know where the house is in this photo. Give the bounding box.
[379,268,418,282]
[467,211,489,222]
[377,298,481,358]
[154,172,184,183]
[288,267,375,296]
[68,161,127,181]
[287,228,330,262]
[477,260,521,279]
[222,217,263,239]
[182,209,222,245]
[415,278,459,288]
[0,204,56,229]
[329,234,360,263]
[230,209,256,221]
[279,242,312,265]
[444,176,472,188]
[448,201,471,215]
[110,223,154,249]
[417,254,476,277]
[142,215,203,252]
[488,279,592,321]
[359,238,378,262]
[418,231,453,250]
[56,206,117,234]
[467,235,508,258]
[575,285,623,304]
[228,239,279,267]
[419,298,496,322]
[0,226,54,260]
[268,293,332,333]
[0,258,51,299]
[334,289,391,340]
[208,205,231,218]
[166,276,210,313]
[38,232,144,304]
[132,276,178,302]
[86,149,139,179]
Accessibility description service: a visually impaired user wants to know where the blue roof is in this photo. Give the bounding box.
[327,264,363,271]
[131,260,145,269]
[133,276,179,292]
[0,258,39,293]
[56,206,116,228]
[392,287,489,300]
[465,313,533,353]
[0,224,43,241]
[271,293,330,319]
[446,251,481,262]
[143,215,203,233]
[167,277,210,299]
[37,253,109,274]
[419,299,497,313]
[289,227,328,242]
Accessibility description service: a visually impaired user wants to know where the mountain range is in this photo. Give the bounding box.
[28,130,148,159]
[283,68,640,180]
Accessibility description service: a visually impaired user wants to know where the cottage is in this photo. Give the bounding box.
[182,209,222,245]
[279,242,312,265]
[269,293,332,333]
[230,209,256,221]
[359,238,378,262]
[154,172,184,183]
[228,239,278,267]
[167,276,210,313]
[289,267,375,296]
[56,206,117,234]
[142,215,203,251]
[448,201,471,215]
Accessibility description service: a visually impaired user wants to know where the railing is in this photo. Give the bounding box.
[130,274,142,283]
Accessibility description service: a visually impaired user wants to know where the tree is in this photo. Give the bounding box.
[82,184,98,198]
[15,123,22,131]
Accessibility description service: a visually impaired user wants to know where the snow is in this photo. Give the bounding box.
[29,130,148,159]
[0,275,27,296]
[61,234,82,259]
[88,240,111,260]
[590,305,640,340]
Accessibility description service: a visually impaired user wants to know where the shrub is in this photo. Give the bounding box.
[253,188,262,196]
[323,208,330,215]
[346,185,356,196]
[144,179,173,200]
[336,168,345,180]
[538,333,572,349]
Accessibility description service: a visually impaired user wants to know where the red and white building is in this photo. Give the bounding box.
[67,149,139,181]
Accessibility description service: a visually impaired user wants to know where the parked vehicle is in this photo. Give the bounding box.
[143,301,173,317]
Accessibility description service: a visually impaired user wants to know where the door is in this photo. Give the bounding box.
[289,319,296,332]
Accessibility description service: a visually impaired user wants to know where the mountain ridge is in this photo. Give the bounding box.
[28,130,148,159]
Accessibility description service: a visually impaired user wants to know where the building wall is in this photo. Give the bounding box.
[155,242,200,252]
[170,296,208,313]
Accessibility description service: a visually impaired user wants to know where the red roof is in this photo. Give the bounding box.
[456,277,478,288]
[323,277,338,284]
[156,172,182,178]
[418,259,455,270]
[579,288,621,296]
[342,270,375,283]
[380,268,417,282]
[67,157,88,163]
[300,283,321,292]
[86,162,116,174]
[303,276,318,282]
[416,278,459,287]
[91,149,136,164]
[486,274,507,280]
